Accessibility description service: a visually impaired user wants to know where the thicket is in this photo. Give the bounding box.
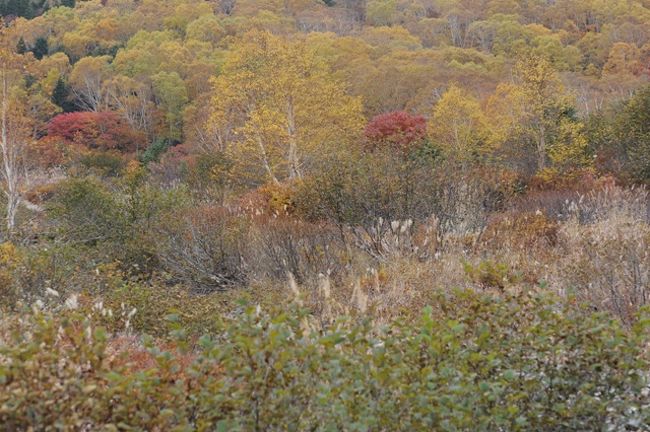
[1,290,649,431]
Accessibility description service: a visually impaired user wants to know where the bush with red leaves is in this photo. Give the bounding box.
[46,111,145,153]
[364,111,427,152]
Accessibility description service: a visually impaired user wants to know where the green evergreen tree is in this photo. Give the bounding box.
[139,139,170,165]
[51,77,76,112]
[16,37,27,55]
[3,0,33,17]
[32,37,48,60]
[60,0,74,8]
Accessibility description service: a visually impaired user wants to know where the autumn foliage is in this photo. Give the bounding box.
[28,136,69,168]
[2,0,650,429]
[46,111,144,153]
[364,111,427,152]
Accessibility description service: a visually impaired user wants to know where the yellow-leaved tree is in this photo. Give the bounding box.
[428,84,494,164]
[208,30,364,185]
[487,55,589,174]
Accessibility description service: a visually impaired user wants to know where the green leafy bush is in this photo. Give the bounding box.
[49,177,126,246]
[79,152,127,177]
[46,175,190,277]
[463,259,521,290]
[139,139,171,165]
[1,290,648,430]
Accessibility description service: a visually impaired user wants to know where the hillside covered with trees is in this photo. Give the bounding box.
[1,0,650,429]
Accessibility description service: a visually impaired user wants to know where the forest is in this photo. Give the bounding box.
[0,0,650,429]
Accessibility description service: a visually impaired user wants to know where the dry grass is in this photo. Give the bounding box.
[283,185,649,325]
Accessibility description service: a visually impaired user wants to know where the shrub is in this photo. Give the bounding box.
[101,282,225,336]
[1,290,649,430]
[139,138,170,165]
[364,110,427,152]
[0,242,21,306]
[28,136,70,168]
[78,151,127,177]
[295,145,440,233]
[246,215,349,283]
[463,259,520,290]
[44,174,187,278]
[554,211,650,324]
[46,111,145,153]
[6,244,97,305]
[48,177,126,246]
[23,182,59,206]
[481,211,559,250]
[156,204,248,293]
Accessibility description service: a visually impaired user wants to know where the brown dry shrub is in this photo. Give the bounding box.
[481,211,559,250]
[256,181,297,215]
[156,204,248,293]
[24,182,59,206]
[549,186,650,323]
[27,136,70,169]
[552,213,650,324]
[513,172,618,218]
[246,214,350,284]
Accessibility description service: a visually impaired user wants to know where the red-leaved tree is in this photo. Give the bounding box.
[46,111,145,153]
[364,111,427,152]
